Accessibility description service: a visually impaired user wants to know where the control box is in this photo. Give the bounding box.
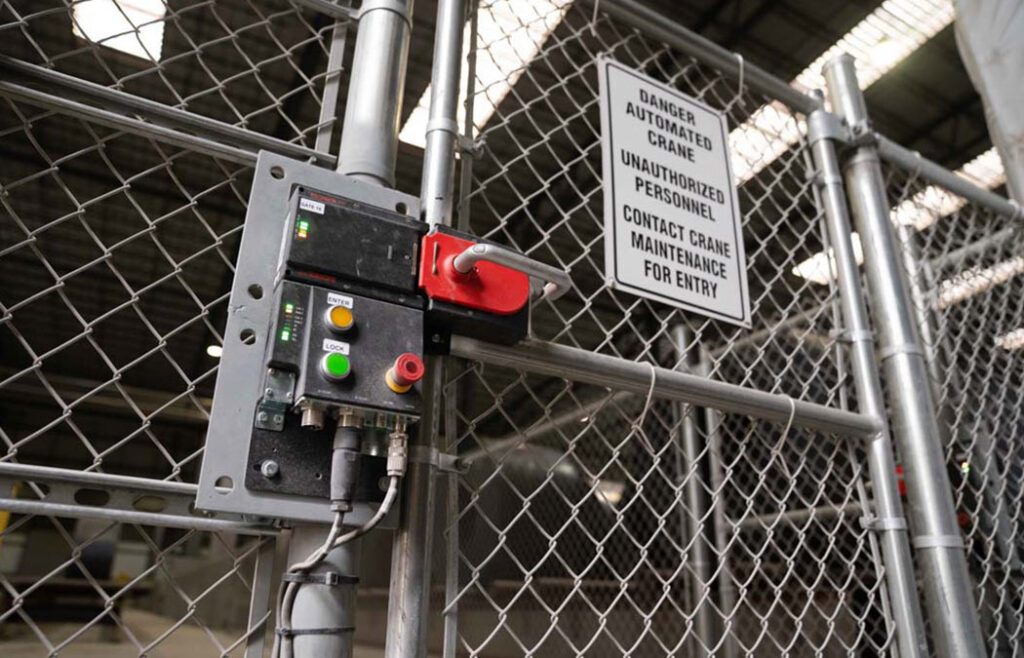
[242,187,427,502]
[197,153,566,522]
[260,280,423,424]
[284,187,426,308]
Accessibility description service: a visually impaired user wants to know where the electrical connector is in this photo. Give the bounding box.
[386,429,408,477]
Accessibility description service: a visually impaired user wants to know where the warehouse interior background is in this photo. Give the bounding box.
[0,0,1020,656]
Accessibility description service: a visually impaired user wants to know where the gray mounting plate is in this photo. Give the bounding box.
[196,151,420,524]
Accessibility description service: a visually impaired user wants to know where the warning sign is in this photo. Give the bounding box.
[599,58,750,326]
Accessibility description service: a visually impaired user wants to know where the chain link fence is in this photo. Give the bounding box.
[0,0,1019,656]
[0,0,328,653]
[443,2,895,656]
[882,162,1024,656]
[458,1,847,407]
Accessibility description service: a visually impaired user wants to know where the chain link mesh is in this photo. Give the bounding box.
[1,0,1017,656]
[443,361,893,656]
[1,0,341,146]
[459,1,847,408]
[883,163,1024,656]
[442,3,899,655]
[0,500,272,655]
[0,1,324,651]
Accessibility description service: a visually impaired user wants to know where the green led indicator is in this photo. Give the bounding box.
[298,220,310,231]
[284,303,294,314]
[280,328,291,341]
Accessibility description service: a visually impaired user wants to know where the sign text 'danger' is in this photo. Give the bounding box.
[599,58,750,326]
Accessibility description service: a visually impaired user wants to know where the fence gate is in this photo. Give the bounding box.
[0,0,1019,657]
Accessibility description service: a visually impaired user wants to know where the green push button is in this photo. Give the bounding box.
[320,352,351,382]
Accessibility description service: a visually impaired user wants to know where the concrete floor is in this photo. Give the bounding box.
[0,608,391,657]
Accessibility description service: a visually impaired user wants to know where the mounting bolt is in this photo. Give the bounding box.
[260,460,280,479]
[257,411,269,423]
[265,388,275,398]
[273,414,284,424]
[285,392,293,401]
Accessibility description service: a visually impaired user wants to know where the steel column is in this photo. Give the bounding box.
[385,0,466,655]
[289,2,417,655]
[286,525,361,657]
[337,0,414,185]
[806,107,927,657]
[824,54,986,658]
[385,361,443,658]
[670,325,715,656]
[698,349,737,658]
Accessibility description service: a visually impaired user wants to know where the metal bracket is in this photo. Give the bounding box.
[848,119,877,147]
[860,514,908,532]
[0,462,276,534]
[407,445,464,474]
[255,368,296,431]
[282,571,359,586]
[912,534,965,549]
[806,109,847,145]
[457,134,485,159]
[357,0,411,28]
[829,328,874,344]
[426,118,484,158]
[878,342,926,361]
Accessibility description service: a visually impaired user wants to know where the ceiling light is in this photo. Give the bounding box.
[995,328,1024,351]
[399,0,573,148]
[72,0,166,61]
[594,478,625,506]
[206,345,223,358]
[790,233,864,284]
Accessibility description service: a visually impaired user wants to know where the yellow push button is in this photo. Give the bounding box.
[324,305,354,333]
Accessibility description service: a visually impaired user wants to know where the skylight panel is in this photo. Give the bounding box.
[731,0,954,183]
[995,328,1024,351]
[72,0,166,61]
[793,147,1006,286]
[399,0,573,148]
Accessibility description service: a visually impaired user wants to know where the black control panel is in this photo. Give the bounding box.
[284,187,426,307]
[266,281,423,416]
[244,187,426,501]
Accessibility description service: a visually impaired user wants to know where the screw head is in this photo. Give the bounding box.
[265,388,275,398]
[260,460,280,478]
[273,414,284,424]
[257,411,269,422]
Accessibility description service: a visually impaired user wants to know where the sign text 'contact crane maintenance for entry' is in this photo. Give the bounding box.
[599,58,750,326]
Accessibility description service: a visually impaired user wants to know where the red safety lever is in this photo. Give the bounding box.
[419,232,531,315]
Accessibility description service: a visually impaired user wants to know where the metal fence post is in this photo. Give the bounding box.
[805,105,928,658]
[288,3,415,656]
[698,349,737,658]
[670,325,714,656]
[385,0,465,656]
[823,54,987,658]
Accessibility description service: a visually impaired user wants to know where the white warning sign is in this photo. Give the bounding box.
[599,58,750,326]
